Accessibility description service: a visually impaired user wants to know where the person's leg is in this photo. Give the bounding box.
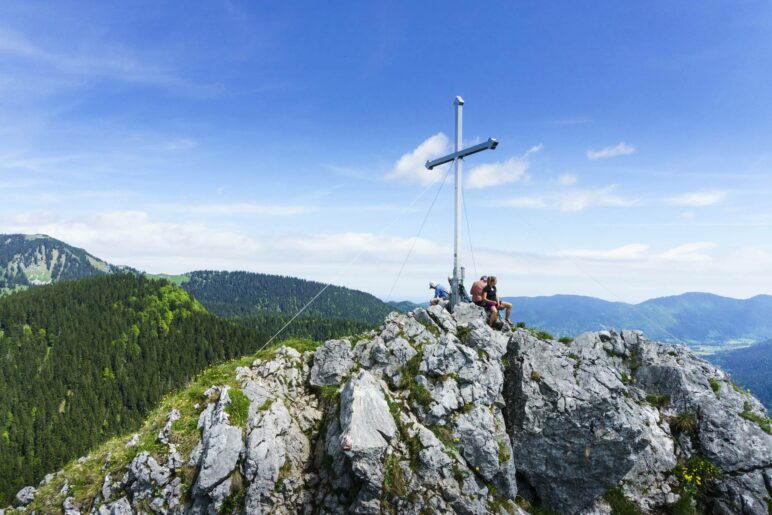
[487,302,498,326]
[502,301,512,322]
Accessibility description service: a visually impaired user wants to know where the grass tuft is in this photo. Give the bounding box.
[603,487,642,515]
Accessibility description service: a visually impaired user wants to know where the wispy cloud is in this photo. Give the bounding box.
[554,242,716,263]
[0,27,221,96]
[586,142,636,160]
[465,144,541,190]
[501,185,636,212]
[555,244,650,260]
[665,191,727,207]
[657,242,717,262]
[557,173,577,186]
[385,133,451,185]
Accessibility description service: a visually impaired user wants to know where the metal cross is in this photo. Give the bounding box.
[425,96,498,310]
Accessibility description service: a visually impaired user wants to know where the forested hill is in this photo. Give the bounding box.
[0,234,133,296]
[708,340,772,411]
[0,274,266,503]
[179,270,394,324]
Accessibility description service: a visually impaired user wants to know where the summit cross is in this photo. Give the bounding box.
[425,96,498,310]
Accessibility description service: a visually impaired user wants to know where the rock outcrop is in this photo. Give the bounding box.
[6,304,771,514]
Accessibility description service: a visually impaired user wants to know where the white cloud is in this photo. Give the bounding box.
[555,244,650,260]
[502,185,636,212]
[2,209,770,302]
[466,157,528,189]
[557,173,578,186]
[557,186,634,212]
[657,242,717,262]
[665,191,726,207]
[501,197,548,209]
[385,133,451,185]
[524,144,544,156]
[586,142,636,160]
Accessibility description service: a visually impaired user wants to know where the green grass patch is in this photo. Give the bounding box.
[400,351,433,410]
[516,321,526,329]
[645,394,670,409]
[225,388,250,427]
[387,398,422,471]
[669,412,698,437]
[708,378,721,398]
[497,440,511,464]
[603,487,642,515]
[254,337,319,361]
[739,401,771,434]
[382,454,407,499]
[558,336,573,345]
[456,324,471,342]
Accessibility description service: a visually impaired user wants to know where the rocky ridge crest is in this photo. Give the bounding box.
[5,304,771,514]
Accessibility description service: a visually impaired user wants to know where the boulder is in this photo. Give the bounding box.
[14,486,36,507]
[310,339,355,386]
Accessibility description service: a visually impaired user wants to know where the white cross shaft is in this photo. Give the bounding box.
[425,96,498,310]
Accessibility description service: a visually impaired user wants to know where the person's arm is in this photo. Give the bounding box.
[482,289,489,302]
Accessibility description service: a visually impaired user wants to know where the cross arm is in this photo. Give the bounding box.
[425,138,499,170]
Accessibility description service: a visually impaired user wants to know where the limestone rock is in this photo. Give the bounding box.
[310,339,355,386]
[14,486,36,507]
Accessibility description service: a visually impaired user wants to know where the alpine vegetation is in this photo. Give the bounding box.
[5,305,771,514]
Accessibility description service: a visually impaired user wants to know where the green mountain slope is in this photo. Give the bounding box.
[708,340,772,411]
[178,269,394,324]
[0,234,133,296]
[0,274,267,503]
[503,293,772,351]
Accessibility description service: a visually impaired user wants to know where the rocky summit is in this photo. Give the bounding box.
[5,304,772,514]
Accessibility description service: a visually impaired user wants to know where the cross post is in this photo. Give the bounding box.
[425,96,498,311]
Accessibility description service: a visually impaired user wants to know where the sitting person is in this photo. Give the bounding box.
[429,281,450,306]
[481,276,513,327]
[470,276,488,307]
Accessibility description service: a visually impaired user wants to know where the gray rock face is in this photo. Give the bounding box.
[14,305,771,515]
[310,339,355,386]
[14,486,36,507]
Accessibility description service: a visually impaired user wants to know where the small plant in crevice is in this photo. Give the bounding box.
[530,370,542,382]
[558,336,573,345]
[669,412,698,438]
[708,378,721,399]
[672,453,721,509]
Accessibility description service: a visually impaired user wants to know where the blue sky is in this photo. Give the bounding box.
[1,1,771,302]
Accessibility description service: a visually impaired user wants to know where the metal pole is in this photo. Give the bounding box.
[452,96,464,310]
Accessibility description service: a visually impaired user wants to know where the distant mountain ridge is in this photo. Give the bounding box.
[502,292,772,351]
[0,234,132,295]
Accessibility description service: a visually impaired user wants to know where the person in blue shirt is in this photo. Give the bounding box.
[429,281,450,306]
